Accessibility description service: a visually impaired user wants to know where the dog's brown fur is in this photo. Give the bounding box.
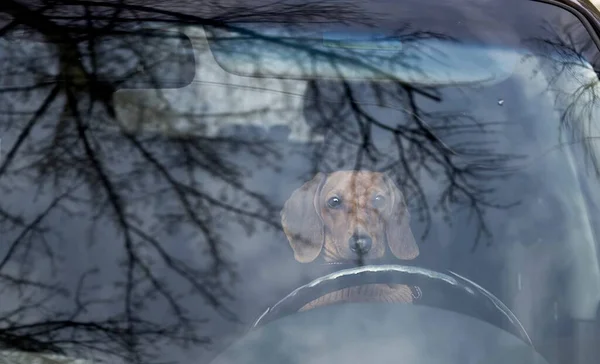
[281,170,419,310]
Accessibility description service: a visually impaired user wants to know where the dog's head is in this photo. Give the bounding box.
[281,170,419,263]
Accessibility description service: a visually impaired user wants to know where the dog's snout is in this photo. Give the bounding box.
[349,233,372,254]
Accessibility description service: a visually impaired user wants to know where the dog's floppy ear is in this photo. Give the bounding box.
[281,172,326,263]
[383,176,419,260]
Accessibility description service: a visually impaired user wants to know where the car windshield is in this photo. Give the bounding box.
[2,0,600,364]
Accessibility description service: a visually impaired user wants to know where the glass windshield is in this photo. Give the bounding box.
[1,1,600,364]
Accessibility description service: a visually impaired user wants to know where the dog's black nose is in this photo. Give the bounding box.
[349,234,372,254]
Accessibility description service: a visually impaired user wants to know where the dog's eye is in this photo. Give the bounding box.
[327,196,342,209]
[373,195,386,208]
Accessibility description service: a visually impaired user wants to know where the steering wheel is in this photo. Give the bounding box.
[210,265,550,364]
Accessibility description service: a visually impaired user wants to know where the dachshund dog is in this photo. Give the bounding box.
[281,170,420,311]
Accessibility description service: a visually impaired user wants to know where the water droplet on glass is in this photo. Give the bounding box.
[498,99,505,106]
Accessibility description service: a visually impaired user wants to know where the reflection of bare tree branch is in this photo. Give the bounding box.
[0,85,61,177]
[0,3,309,363]
[1,1,394,362]
[524,19,600,178]
[0,1,531,363]
[304,79,522,250]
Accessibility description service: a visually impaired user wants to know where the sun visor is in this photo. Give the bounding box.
[205,24,520,85]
